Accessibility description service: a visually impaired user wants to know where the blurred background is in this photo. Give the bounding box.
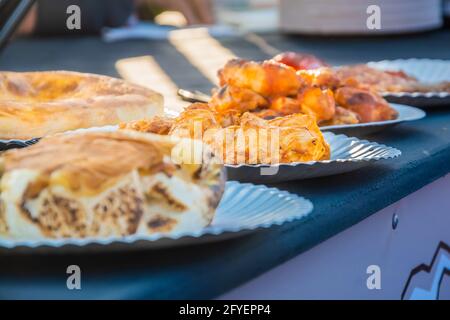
[2,0,450,112]
[11,0,450,36]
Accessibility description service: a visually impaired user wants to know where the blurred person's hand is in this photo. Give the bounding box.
[144,0,215,25]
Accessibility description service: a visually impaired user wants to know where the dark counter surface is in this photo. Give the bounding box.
[0,30,449,299]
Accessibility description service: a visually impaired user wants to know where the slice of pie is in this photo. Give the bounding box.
[0,130,225,239]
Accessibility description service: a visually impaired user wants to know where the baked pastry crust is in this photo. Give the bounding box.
[0,130,225,239]
[0,71,164,139]
[120,104,330,165]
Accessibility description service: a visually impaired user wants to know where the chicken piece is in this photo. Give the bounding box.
[210,85,268,114]
[169,103,221,139]
[297,67,341,90]
[119,116,174,135]
[269,96,303,116]
[297,87,336,123]
[272,52,328,71]
[252,96,316,120]
[207,112,330,164]
[255,91,335,123]
[334,87,398,123]
[218,58,303,97]
[320,106,360,126]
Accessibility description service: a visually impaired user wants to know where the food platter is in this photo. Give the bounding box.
[320,103,425,136]
[177,90,425,136]
[0,60,403,253]
[0,182,313,254]
[368,59,450,107]
[226,132,401,183]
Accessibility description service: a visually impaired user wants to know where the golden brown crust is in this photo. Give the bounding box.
[320,106,360,126]
[218,59,303,97]
[2,131,173,195]
[0,71,164,139]
[210,85,268,114]
[335,87,398,123]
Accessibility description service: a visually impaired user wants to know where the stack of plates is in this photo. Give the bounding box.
[216,8,278,32]
[279,0,443,35]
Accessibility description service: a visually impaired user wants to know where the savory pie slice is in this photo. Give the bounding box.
[0,130,225,239]
[0,71,164,139]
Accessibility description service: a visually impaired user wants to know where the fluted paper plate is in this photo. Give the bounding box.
[226,132,401,183]
[368,59,450,107]
[0,182,313,254]
[320,103,425,136]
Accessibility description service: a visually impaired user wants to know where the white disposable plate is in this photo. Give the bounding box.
[368,59,450,107]
[226,132,401,183]
[320,103,425,136]
[0,182,313,254]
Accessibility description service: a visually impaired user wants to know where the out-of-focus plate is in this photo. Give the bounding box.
[0,182,313,254]
[226,132,401,184]
[368,59,450,107]
[320,103,425,136]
